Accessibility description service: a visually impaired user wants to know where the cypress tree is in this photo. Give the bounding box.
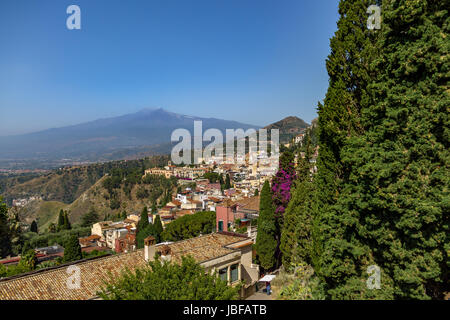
[63,211,71,230]
[255,180,277,271]
[57,209,65,231]
[30,220,38,233]
[63,235,82,263]
[0,197,12,258]
[138,206,150,232]
[312,0,381,298]
[225,174,231,189]
[280,136,313,268]
[329,0,449,299]
[153,214,163,240]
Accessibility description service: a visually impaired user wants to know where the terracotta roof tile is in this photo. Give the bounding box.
[0,250,146,300]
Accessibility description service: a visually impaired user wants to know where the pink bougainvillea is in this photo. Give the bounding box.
[271,160,296,222]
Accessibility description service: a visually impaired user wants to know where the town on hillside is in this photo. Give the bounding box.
[0,124,318,300]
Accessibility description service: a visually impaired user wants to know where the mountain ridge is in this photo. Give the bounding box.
[0,108,259,163]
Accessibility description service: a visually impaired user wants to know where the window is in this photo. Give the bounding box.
[230,264,239,283]
[219,267,227,282]
[218,220,223,232]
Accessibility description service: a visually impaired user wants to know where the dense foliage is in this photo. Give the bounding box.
[63,234,83,263]
[319,0,449,299]
[136,207,163,248]
[280,136,314,268]
[161,211,216,242]
[24,226,91,248]
[255,180,277,270]
[279,0,449,300]
[0,196,12,258]
[98,256,241,300]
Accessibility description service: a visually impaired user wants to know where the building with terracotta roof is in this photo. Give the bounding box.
[216,196,260,232]
[79,235,101,248]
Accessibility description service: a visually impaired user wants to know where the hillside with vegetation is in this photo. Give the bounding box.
[1,156,172,231]
[264,116,310,144]
[0,156,169,205]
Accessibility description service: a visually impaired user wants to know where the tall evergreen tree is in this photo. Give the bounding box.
[280,136,314,268]
[225,174,231,189]
[0,197,12,259]
[63,235,82,263]
[312,0,381,297]
[325,0,449,299]
[153,214,163,240]
[63,211,71,230]
[57,209,65,231]
[138,206,150,232]
[30,220,38,233]
[255,180,277,270]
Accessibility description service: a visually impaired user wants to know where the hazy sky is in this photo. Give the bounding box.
[0,0,339,136]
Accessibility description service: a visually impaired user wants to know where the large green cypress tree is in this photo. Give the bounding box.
[136,206,152,248]
[57,209,65,231]
[30,220,38,233]
[63,211,71,230]
[63,235,83,263]
[312,0,381,297]
[332,0,449,299]
[136,224,158,249]
[255,180,277,270]
[225,174,231,190]
[0,197,12,259]
[138,206,150,232]
[280,136,314,268]
[153,214,163,240]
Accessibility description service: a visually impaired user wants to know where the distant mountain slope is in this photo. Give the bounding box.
[264,116,310,144]
[0,108,258,162]
[0,156,168,206]
[16,168,176,230]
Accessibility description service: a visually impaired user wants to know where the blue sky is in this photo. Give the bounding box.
[0,0,338,136]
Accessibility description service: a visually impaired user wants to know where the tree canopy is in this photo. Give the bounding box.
[98,256,241,300]
[161,211,216,242]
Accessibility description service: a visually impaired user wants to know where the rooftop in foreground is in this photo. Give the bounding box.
[0,232,251,300]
